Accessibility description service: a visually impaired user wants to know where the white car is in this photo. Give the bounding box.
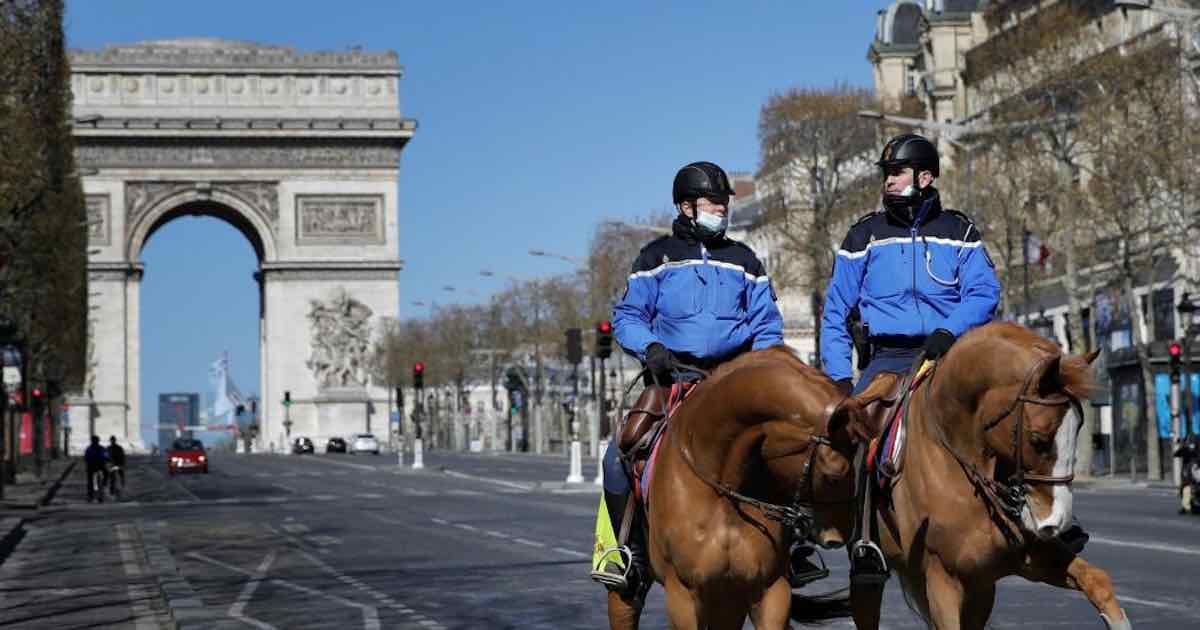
[349,433,380,455]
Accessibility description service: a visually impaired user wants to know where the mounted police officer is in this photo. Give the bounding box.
[821,133,1001,583]
[592,161,801,595]
[820,133,1089,584]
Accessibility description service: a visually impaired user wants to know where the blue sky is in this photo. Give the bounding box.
[64,1,883,445]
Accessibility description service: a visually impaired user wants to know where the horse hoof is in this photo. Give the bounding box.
[1100,609,1132,630]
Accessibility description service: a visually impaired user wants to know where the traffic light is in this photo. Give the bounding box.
[1170,341,1183,384]
[30,386,44,417]
[283,391,291,407]
[413,361,425,389]
[595,320,613,359]
[395,386,404,409]
[565,328,582,365]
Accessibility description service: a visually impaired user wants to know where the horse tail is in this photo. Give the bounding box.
[789,587,852,625]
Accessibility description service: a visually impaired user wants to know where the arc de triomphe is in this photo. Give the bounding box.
[68,38,413,453]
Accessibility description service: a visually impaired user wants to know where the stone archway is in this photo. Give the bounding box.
[67,38,415,453]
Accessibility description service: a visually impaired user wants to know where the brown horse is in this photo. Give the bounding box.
[606,346,877,630]
[849,322,1131,630]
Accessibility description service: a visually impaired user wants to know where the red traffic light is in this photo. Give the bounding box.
[597,320,612,334]
[414,362,425,374]
[31,388,43,398]
[1170,342,1183,357]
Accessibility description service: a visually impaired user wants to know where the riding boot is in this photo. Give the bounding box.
[1056,516,1089,554]
[787,541,828,590]
[591,490,645,595]
[849,444,889,585]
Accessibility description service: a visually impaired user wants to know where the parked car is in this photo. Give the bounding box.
[292,437,315,454]
[167,438,208,475]
[349,433,380,455]
[326,437,347,454]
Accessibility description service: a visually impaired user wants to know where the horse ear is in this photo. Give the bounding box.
[1082,349,1100,365]
[827,397,873,444]
[1036,355,1063,397]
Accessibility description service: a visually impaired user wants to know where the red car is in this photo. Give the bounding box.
[167,438,209,474]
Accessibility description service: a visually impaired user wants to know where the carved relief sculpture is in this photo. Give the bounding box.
[125,180,279,236]
[296,195,384,244]
[306,289,374,389]
[85,194,111,245]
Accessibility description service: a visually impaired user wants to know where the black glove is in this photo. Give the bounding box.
[644,343,674,381]
[835,378,853,397]
[923,328,956,360]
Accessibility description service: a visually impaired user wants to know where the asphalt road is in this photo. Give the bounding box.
[0,450,1196,629]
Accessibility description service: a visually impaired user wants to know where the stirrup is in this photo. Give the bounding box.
[789,546,830,590]
[590,546,635,590]
[849,540,890,585]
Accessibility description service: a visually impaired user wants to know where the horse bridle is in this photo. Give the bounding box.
[929,355,1082,521]
[673,400,855,538]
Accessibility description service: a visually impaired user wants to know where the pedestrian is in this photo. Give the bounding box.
[82,435,108,502]
[106,436,126,492]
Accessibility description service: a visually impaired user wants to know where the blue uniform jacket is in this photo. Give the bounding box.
[820,193,1001,381]
[613,219,784,362]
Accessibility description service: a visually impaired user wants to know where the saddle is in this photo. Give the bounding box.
[862,361,934,486]
[618,382,695,497]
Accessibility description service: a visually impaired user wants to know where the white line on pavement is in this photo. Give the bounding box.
[454,523,479,532]
[312,494,337,501]
[1088,536,1200,557]
[303,456,379,472]
[485,530,509,539]
[514,538,546,548]
[354,493,385,499]
[229,551,278,629]
[431,517,449,525]
[271,483,298,494]
[442,469,534,491]
[552,546,589,559]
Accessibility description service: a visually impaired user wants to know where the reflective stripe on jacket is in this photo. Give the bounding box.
[820,193,1001,381]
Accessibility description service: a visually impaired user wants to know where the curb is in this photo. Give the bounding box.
[38,459,77,507]
[439,467,601,493]
[138,521,214,630]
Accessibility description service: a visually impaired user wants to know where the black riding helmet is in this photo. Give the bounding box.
[878,134,939,218]
[876,133,939,178]
[672,161,735,205]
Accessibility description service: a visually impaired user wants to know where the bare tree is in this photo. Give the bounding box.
[756,83,878,363]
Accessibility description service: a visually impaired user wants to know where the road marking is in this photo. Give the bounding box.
[401,488,436,496]
[354,493,384,499]
[304,456,379,472]
[431,517,449,525]
[454,523,479,532]
[229,551,278,629]
[271,483,298,494]
[190,551,381,630]
[552,546,590,559]
[485,530,509,539]
[1088,536,1200,557]
[281,523,310,534]
[446,489,484,496]
[514,538,546,548]
[266,523,446,629]
[442,469,534,491]
[312,494,337,501]
[115,524,160,630]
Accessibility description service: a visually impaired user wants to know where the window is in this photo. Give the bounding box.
[1151,288,1176,343]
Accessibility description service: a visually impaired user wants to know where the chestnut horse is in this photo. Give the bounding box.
[606,346,877,630]
[849,322,1131,630]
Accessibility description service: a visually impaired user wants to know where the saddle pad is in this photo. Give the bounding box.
[871,360,933,485]
[635,381,698,510]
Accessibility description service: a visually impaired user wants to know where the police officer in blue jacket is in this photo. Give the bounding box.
[822,133,1086,583]
[591,161,786,593]
[822,133,1001,583]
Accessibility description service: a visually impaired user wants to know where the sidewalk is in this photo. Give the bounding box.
[0,457,75,560]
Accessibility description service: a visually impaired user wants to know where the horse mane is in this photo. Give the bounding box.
[707,344,820,384]
[960,321,1097,398]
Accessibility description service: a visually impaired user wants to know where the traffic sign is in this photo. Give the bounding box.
[2,366,20,387]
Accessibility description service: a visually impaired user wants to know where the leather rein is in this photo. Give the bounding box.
[924,355,1082,521]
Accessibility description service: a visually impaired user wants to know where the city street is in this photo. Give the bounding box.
[0,450,1196,629]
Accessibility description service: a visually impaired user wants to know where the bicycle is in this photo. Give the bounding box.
[89,467,107,503]
[107,464,124,500]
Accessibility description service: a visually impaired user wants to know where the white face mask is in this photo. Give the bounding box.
[695,210,728,238]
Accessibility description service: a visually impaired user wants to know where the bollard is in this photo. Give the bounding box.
[566,440,584,483]
[595,439,607,485]
[412,438,424,469]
